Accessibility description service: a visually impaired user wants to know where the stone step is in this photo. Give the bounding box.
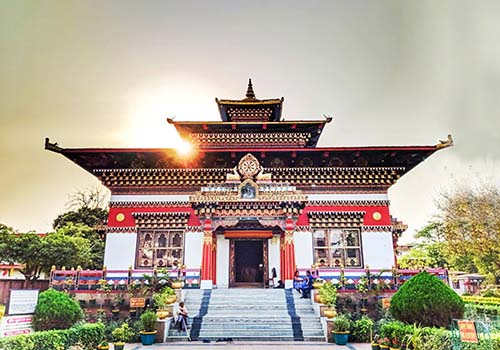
[182,288,324,342]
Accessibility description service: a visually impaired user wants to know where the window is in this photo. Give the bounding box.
[313,228,362,268]
[137,229,184,268]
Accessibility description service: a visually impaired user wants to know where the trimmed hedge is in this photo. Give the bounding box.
[33,289,83,331]
[377,320,452,350]
[0,322,104,350]
[390,271,464,327]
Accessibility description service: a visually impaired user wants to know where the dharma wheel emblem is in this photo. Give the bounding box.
[238,153,261,179]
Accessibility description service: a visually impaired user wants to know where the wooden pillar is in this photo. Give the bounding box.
[280,217,296,288]
[201,218,215,289]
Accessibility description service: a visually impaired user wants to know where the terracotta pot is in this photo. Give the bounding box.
[313,281,324,289]
[165,295,177,304]
[323,308,337,318]
[156,309,170,319]
[171,281,183,289]
[314,294,323,303]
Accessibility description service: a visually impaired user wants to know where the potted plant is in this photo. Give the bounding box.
[152,287,176,319]
[96,341,109,350]
[357,276,369,312]
[403,324,424,350]
[331,314,351,345]
[319,282,337,318]
[371,335,380,350]
[389,337,401,350]
[139,310,158,345]
[171,278,183,289]
[377,336,390,349]
[111,323,134,350]
[312,278,325,289]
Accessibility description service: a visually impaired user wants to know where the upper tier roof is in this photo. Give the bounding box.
[167,119,332,148]
[216,79,284,122]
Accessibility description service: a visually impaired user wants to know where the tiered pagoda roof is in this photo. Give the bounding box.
[45,80,453,193]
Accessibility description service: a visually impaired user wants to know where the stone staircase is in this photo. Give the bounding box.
[169,288,324,341]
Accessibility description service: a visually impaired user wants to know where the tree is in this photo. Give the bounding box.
[438,184,500,283]
[0,228,92,285]
[52,187,109,269]
[56,223,104,270]
[398,222,450,270]
[53,206,108,230]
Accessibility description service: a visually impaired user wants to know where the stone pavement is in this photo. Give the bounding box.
[123,341,372,350]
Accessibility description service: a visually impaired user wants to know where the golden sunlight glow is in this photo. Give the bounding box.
[176,139,194,157]
[123,81,218,148]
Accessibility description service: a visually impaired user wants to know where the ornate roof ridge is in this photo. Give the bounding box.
[307,200,390,206]
[110,201,190,208]
[132,211,191,217]
[307,211,366,214]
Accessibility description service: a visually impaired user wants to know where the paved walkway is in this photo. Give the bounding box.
[123,341,372,350]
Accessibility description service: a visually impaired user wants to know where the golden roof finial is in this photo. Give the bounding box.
[246,78,256,99]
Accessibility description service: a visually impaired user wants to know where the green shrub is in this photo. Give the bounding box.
[319,282,337,307]
[33,289,84,331]
[0,323,104,350]
[332,314,352,332]
[420,327,452,350]
[351,315,374,342]
[376,321,452,350]
[390,271,464,327]
[139,310,157,332]
[111,323,134,343]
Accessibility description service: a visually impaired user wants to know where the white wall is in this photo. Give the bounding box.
[104,233,137,270]
[216,235,229,288]
[268,236,281,283]
[361,231,394,269]
[184,231,203,269]
[294,231,313,269]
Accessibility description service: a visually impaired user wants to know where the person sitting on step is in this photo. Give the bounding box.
[300,270,313,299]
[174,301,189,332]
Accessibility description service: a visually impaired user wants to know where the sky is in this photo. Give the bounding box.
[1,1,499,242]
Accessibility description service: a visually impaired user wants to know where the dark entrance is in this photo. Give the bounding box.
[230,240,266,287]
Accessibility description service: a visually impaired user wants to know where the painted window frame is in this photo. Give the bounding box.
[312,228,363,268]
[136,229,185,268]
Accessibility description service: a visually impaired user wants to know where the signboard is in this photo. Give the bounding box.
[8,290,39,315]
[0,315,34,337]
[458,320,479,343]
[381,298,391,309]
[0,305,5,322]
[130,298,146,308]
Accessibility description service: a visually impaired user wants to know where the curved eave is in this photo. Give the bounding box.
[45,137,448,179]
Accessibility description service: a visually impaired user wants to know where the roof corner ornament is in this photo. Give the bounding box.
[44,137,62,153]
[245,78,256,100]
[322,114,334,123]
[436,134,453,149]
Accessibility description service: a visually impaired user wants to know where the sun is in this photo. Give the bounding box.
[176,139,194,157]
